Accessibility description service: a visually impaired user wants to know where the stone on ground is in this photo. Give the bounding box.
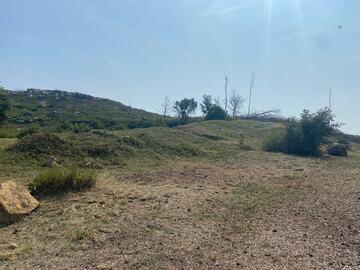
[0,181,39,224]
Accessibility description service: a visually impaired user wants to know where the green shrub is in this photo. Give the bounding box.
[16,127,39,139]
[205,105,227,120]
[327,143,350,157]
[201,95,227,120]
[28,168,97,195]
[87,146,111,157]
[69,226,90,242]
[9,133,71,156]
[72,123,91,133]
[166,119,185,128]
[263,108,337,156]
[128,119,152,129]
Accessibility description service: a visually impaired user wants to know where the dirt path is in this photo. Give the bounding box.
[1,152,360,269]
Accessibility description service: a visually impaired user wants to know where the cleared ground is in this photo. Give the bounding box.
[1,121,360,269]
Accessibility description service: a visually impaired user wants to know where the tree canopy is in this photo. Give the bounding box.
[174,98,197,122]
[0,84,10,124]
[201,95,227,120]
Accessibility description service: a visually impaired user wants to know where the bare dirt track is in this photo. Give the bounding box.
[1,151,360,270]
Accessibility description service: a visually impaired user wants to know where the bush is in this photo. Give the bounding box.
[166,119,186,128]
[9,133,72,156]
[263,109,337,156]
[327,143,350,157]
[205,105,227,120]
[16,127,39,139]
[201,95,227,120]
[128,119,152,129]
[72,123,91,133]
[87,146,111,158]
[28,168,97,196]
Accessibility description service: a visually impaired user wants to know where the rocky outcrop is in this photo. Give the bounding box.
[0,181,39,224]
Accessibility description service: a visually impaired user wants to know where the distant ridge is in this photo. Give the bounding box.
[5,88,162,131]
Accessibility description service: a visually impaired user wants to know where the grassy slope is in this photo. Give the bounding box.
[4,89,161,133]
[0,120,282,181]
[1,119,360,269]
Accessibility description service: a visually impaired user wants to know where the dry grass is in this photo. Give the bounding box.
[1,120,360,269]
[1,149,360,269]
[0,138,16,149]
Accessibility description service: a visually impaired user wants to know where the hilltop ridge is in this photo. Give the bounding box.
[5,88,162,132]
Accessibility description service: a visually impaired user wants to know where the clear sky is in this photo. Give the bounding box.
[1,0,359,134]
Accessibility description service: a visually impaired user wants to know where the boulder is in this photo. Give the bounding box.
[0,181,39,224]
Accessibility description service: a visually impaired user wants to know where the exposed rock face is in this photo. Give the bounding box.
[0,181,39,224]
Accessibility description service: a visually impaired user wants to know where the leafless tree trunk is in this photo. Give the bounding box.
[161,96,171,118]
[224,75,229,114]
[229,89,245,117]
[247,72,256,117]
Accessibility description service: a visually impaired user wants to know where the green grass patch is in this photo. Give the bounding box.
[28,168,97,196]
[69,226,90,242]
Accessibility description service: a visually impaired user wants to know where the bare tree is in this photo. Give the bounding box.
[161,96,171,118]
[247,72,256,117]
[224,74,229,114]
[229,89,245,117]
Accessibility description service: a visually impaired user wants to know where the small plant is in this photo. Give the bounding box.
[28,168,97,196]
[327,143,350,157]
[70,226,90,242]
[16,127,39,139]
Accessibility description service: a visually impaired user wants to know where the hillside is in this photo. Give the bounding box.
[5,89,162,132]
[0,119,281,178]
[1,102,360,269]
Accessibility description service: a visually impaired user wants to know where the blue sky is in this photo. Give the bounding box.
[1,0,360,134]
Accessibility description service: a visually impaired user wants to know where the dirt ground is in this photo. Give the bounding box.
[1,151,360,269]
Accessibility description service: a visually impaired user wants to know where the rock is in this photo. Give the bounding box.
[0,181,39,224]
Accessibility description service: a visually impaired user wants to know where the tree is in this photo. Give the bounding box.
[0,84,10,124]
[161,96,171,118]
[229,89,245,117]
[174,98,197,122]
[200,95,212,116]
[201,95,227,120]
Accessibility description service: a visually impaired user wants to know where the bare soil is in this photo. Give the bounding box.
[1,151,360,269]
